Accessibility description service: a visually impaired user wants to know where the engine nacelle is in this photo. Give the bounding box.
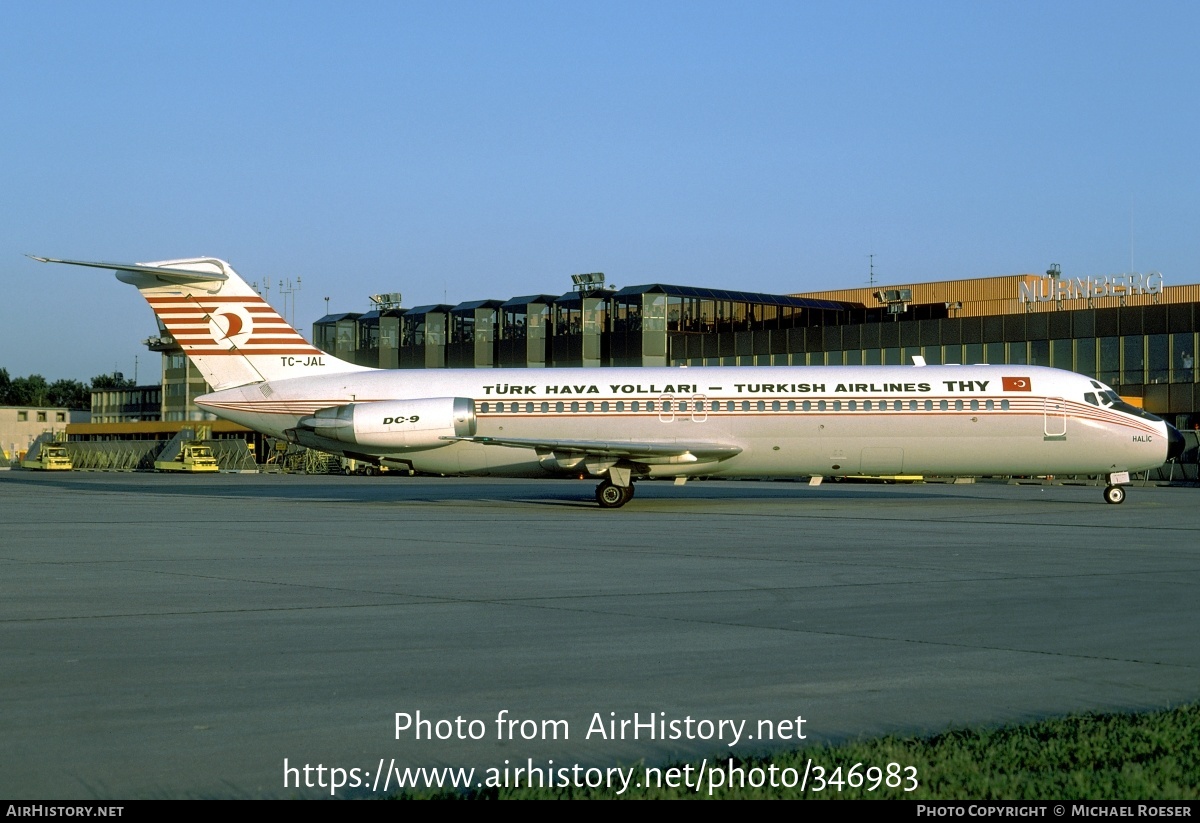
[297,397,476,450]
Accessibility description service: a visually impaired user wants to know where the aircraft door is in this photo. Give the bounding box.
[456,442,491,473]
[1044,396,1066,440]
[657,393,711,424]
[658,394,675,423]
[859,447,904,475]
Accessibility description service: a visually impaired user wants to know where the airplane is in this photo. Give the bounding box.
[33,255,1186,507]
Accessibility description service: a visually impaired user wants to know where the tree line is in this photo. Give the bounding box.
[0,368,136,410]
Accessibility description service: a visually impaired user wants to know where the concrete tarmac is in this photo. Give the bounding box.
[1,471,1197,798]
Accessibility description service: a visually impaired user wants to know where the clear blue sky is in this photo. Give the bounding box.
[3,0,1197,382]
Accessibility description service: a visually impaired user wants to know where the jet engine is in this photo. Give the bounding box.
[294,397,476,450]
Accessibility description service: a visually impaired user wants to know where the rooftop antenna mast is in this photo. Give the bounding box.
[278,277,302,327]
[868,254,876,287]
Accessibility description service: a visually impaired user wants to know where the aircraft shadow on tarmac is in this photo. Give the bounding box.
[0,471,1092,508]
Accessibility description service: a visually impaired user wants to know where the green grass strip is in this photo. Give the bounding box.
[396,703,1200,799]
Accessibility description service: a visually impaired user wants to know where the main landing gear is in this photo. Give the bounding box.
[596,480,635,508]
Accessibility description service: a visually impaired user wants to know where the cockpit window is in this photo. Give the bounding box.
[1089,382,1164,422]
[1084,392,1098,406]
[1102,391,1162,421]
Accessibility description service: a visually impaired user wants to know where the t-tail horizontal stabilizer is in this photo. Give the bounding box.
[30,254,372,390]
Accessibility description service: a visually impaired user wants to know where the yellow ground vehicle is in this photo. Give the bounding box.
[841,474,924,484]
[154,442,220,473]
[21,442,73,471]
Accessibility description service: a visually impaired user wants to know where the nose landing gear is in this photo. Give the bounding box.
[1101,472,1130,504]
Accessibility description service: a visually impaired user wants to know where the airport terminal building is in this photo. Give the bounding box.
[1,405,86,462]
[312,270,1200,431]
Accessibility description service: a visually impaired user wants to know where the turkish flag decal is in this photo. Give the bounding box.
[1002,376,1032,391]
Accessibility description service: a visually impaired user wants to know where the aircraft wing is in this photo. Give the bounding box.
[447,435,741,464]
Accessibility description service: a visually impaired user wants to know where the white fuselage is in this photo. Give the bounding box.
[198,363,1171,479]
[33,254,1177,498]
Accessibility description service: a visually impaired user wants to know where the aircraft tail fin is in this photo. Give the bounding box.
[30,255,371,390]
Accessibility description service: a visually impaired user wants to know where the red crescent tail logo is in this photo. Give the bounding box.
[216,312,244,339]
[206,306,254,350]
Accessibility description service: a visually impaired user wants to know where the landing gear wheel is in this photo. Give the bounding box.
[1103,485,1126,504]
[596,480,630,508]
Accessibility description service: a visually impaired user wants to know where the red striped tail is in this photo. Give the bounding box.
[32,255,373,389]
[129,257,373,389]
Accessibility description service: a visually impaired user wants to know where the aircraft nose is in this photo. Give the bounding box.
[1165,423,1186,462]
